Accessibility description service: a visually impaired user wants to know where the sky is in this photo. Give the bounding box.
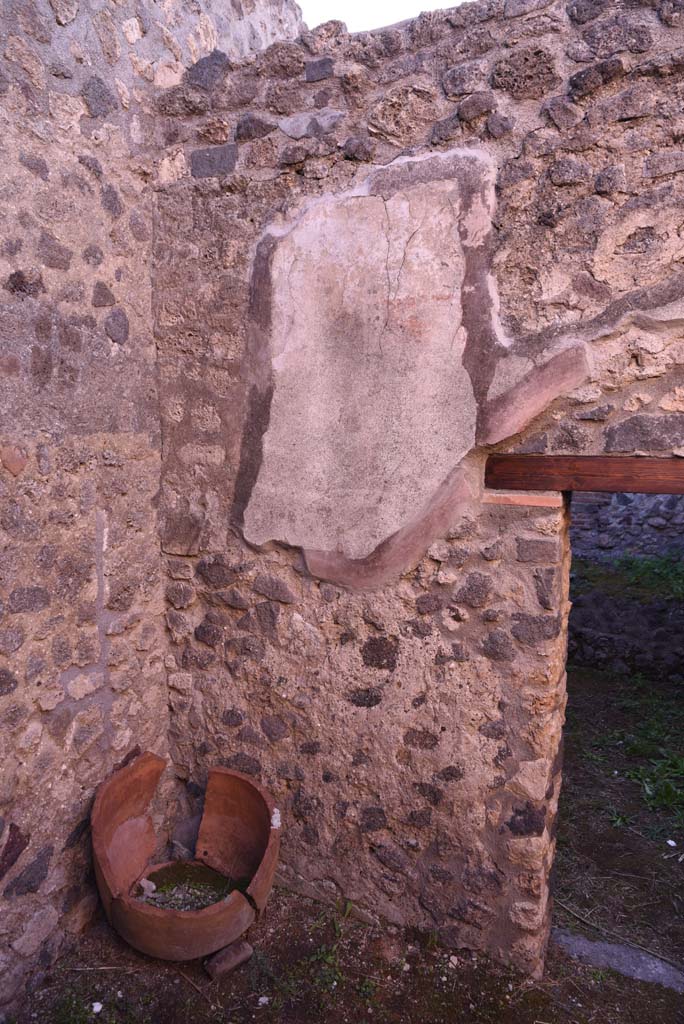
[298,0,441,32]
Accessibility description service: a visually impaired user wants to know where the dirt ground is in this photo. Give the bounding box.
[8,886,683,1024]
[555,666,684,965]
[10,662,684,1024]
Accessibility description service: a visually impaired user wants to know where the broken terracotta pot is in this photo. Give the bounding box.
[91,751,280,961]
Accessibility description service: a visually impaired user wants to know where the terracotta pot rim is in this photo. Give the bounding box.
[91,752,281,959]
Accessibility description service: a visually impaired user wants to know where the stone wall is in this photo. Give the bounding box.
[152,0,684,982]
[162,485,572,974]
[3,0,684,1010]
[0,0,302,1012]
[571,491,684,560]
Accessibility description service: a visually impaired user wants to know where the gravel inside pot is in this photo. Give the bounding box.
[134,862,250,912]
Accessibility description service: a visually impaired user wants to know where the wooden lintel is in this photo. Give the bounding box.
[484,455,684,495]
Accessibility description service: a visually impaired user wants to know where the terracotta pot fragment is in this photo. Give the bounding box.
[91,751,280,961]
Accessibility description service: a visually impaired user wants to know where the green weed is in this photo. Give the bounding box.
[607,807,632,829]
[572,554,684,601]
[357,977,377,999]
[309,943,344,991]
[248,950,277,993]
[616,555,684,600]
[627,753,684,817]
[50,995,100,1024]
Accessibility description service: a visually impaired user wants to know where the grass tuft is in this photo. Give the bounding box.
[572,554,684,601]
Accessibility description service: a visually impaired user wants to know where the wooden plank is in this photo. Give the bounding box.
[484,455,684,495]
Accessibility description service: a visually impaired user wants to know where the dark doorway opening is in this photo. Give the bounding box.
[554,489,684,978]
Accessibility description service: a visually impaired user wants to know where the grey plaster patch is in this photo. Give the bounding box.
[243,149,494,563]
[239,148,598,586]
[552,928,684,993]
[239,147,600,586]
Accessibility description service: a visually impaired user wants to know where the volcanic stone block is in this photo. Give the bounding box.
[305,57,333,81]
[511,613,562,644]
[455,572,492,608]
[442,60,486,97]
[581,16,652,58]
[104,308,129,344]
[92,281,115,307]
[342,135,375,161]
[235,113,276,141]
[487,112,514,138]
[481,629,516,662]
[5,270,45,297]
[0,824,29,881]
[403,728,439,750]
[190,143,237,178]
[185,49,231,91]
[81,76,118,118]
[101,184,123,219]
[431,111,462,144]
[595,164,626,194]
[491,48,559,99]
[605,414,684,451]
[507,803,546,836]
[643,152,684,180]
[4,845,53,898]
[549,158,591,186]
[20,153,49,180]
[458,91,495,123]
[567,58,623,101]
[359,807,387,832]
[516,537,560,563]
[567,0,610,23]
[8,587,50,613]
[253,573,295,603]
[348,687,383,707]
[361,636,399,670]
[0,669,19,696]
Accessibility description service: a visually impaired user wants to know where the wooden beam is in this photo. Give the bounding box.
[484,455,684,495]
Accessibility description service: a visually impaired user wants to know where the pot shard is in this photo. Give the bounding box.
[91,751,280,961]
